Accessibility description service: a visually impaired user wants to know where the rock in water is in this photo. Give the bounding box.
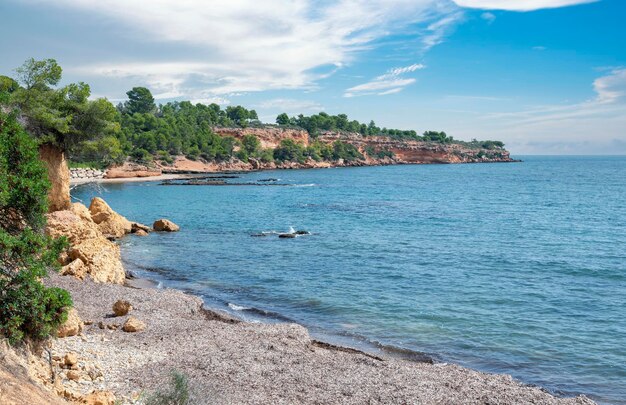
[153,219,180,232]
[131,222,152,233]
[134,229,149,236]
[112,300,132,317]
[57,309,84,338]
[278,233,297,238]
[122,316,146,333]
[295,230,310,235]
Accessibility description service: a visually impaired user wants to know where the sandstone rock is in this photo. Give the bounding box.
[153,219,180,232]
[46,205,126,284]
[70,202,93,222]
[60,258,86,280]
[89,197,132,238]
[66,370,80,381]
[134,229,149,236]
[122,316,146,333]
[39,143,71,212]
[64,353,78,367]
[57,309,84,338]
[82,390,116,405]
[131,222,152,233]
[112,300,132,317]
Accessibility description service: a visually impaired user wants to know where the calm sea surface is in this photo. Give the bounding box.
[74,156,626,404]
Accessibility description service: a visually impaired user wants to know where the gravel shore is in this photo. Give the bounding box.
[45,272,594,405]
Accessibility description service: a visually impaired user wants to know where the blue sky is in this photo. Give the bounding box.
[1,0,624,154]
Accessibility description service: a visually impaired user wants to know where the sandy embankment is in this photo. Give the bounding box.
[44,271,594,405]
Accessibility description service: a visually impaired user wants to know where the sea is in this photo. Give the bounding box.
[73,156,626,404]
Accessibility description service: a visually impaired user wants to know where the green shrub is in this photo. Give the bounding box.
[145,371,193,405]
[0,112,72,345]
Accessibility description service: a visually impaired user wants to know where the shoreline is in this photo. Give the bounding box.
[45,270,594,404]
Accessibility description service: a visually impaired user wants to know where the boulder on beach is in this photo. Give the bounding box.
[112,300,132,317]
[60,258,86,280]
[46,203,126,284]
[122,316,146,333]
[89,197,132,238]
[153,219,180,232]
[57,308,84,338]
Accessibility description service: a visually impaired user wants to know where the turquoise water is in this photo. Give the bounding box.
[74,156,626,404]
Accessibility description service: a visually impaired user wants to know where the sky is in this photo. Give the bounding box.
[1,0,624,155]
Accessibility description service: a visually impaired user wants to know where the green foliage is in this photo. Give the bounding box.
[332,141,363,161]
[145,371,193,405]
[124,87,156,115]
[273,139,306,163]
[276,113,292,126]
[422,131,453,143]
[365,146,394,159]
[73,136,125,166]
[225,105,257,128]
[0,112,71,345]
[241,134,261,156]
[7,58,119,152]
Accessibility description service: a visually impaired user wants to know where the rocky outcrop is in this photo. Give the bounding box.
[89,197,132,238]
[153,219,180,232]
[214,126,309,149]
[105,161,161,179]
[46,202,126,284]
[39,143,71,212]
[57,308,84,338]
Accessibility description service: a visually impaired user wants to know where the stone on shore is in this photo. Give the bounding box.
[57,308,84,338]
[63,352,78,367]
[133,229,149,236]
[60,258,86,280]
[66,370,80,381]
[46,203,126,284]
[89,197,132,238]
[82,390,116,405]
[112,300,132,317]
[122,316,145,333]
[153,219,180,232]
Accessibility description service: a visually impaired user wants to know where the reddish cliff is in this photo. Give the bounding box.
[213,127,309,149]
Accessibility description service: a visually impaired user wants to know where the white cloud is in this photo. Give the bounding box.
[452,0,597,11]
[344,63,425,97]
[593,68,626,104]
[23,0,458,100]
[481,12,496,23]
[257,98,324,113]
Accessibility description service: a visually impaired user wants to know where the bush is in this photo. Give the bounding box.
[145,371,193,405]
[0,112,72,345]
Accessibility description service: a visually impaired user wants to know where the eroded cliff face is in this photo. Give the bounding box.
[39,143,71,212]
[213,127,309,149]
[316,131,513,164]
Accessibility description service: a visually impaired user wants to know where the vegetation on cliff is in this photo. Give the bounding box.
[1,58,509,170]
[0,111,72,344]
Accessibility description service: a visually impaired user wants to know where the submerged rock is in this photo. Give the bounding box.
[153,219,180,232]
[278,233,297,239]
[294,230,310,235]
